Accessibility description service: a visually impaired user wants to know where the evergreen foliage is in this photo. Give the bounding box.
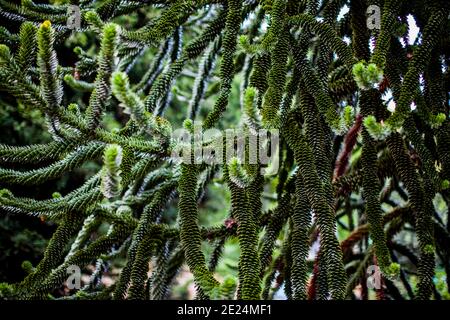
[0,0,449,300]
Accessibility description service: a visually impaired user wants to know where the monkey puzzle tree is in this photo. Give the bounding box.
[0,0,449,300]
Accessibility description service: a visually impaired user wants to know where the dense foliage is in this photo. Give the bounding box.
[0,0,449,300]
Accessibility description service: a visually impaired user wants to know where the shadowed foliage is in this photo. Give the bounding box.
[0,0,449,300]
